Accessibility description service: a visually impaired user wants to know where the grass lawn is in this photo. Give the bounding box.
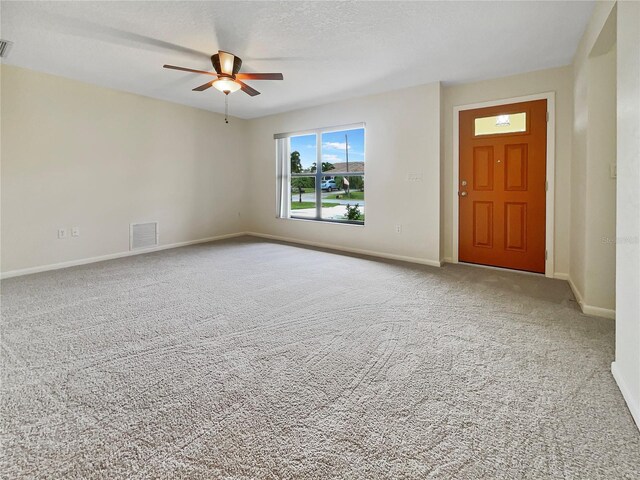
[290,201,339,210]
[325,191,365,200]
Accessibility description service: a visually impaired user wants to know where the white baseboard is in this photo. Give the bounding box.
[567,276,615,319]
[0,232,246,279]
[245,232,442,268]
[582,303,616,319]
[567,275,587,313]
[612,361,640,430]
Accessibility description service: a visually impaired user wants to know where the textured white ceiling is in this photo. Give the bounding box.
[1,1,594,119]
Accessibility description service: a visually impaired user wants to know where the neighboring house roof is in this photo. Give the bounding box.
[325,162,365,174]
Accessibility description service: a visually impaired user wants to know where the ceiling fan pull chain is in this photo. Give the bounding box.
[225,93,229,124]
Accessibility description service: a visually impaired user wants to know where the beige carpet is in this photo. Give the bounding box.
[1,236,639,479]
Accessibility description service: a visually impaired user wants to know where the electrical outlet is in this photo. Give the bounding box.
[71,227,80,237]
[395,224,402,233]
[58,228,67,239]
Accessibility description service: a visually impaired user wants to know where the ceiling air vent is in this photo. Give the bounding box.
[0,40,14,58]
[130,222,159,250]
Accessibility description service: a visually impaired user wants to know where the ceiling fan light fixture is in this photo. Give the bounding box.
[212,78,241,93]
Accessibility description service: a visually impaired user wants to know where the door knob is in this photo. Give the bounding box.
[460,191,468,197]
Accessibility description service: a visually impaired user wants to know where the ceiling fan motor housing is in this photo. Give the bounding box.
[211,52,242,76]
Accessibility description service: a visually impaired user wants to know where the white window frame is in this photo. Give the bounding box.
[275,123,366,224]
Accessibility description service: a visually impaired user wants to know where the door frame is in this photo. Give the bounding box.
[452,92,556,278]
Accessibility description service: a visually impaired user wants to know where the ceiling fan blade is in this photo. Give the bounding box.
[163,65,218,77]
[237,80,260,96]
[193,81,214,91]
[235,73,284,80]
[46,13,210,60]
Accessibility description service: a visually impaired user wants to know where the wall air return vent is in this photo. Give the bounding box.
[0,40,14,58]
[130,222,159,250]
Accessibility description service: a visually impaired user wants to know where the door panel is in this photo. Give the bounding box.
[459,99,546,273]
[473,146,494,190]
[504,144,528,191]
[473,202,494,248]
[504,202,527,251]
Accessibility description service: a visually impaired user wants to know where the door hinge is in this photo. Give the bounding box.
[546,111,549,122]
[545,250,548,260]
[545,180,548,191]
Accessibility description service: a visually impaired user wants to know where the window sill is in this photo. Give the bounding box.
[285,216,365,227]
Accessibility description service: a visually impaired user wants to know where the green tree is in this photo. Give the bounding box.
[350,176,364,191]
[310,162,334,173]
[291,176,314,203]
[291,151,302,174]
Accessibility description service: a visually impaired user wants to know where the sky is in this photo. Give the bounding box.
[290,128,365,172]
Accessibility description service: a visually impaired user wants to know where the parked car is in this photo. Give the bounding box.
[321,180,337,191]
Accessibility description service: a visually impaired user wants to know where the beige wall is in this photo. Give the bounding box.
[613,0,640,428]
[570,1,617,316]
[441,66,574,276]
[0,54,620,315]
[246,83,442,264]
[585,46,617,310]
[1,65,249,273]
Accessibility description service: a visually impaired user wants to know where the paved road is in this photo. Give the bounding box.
[291,189,365,206]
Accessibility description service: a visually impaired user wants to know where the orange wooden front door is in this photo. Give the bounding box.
[459,100,547,273]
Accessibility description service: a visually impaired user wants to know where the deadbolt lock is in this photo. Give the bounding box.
[461,180,467,186]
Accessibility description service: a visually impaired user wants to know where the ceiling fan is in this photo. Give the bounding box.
[163,50,283,97]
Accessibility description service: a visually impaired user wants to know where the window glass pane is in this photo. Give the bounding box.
[289,134,317,173]
[321,176,365,223]
[474,112,526,136]
[321,128,365,174]
[290,176,316,218]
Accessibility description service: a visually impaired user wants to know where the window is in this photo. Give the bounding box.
[276,124,365,224]
[474,112,527,136]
